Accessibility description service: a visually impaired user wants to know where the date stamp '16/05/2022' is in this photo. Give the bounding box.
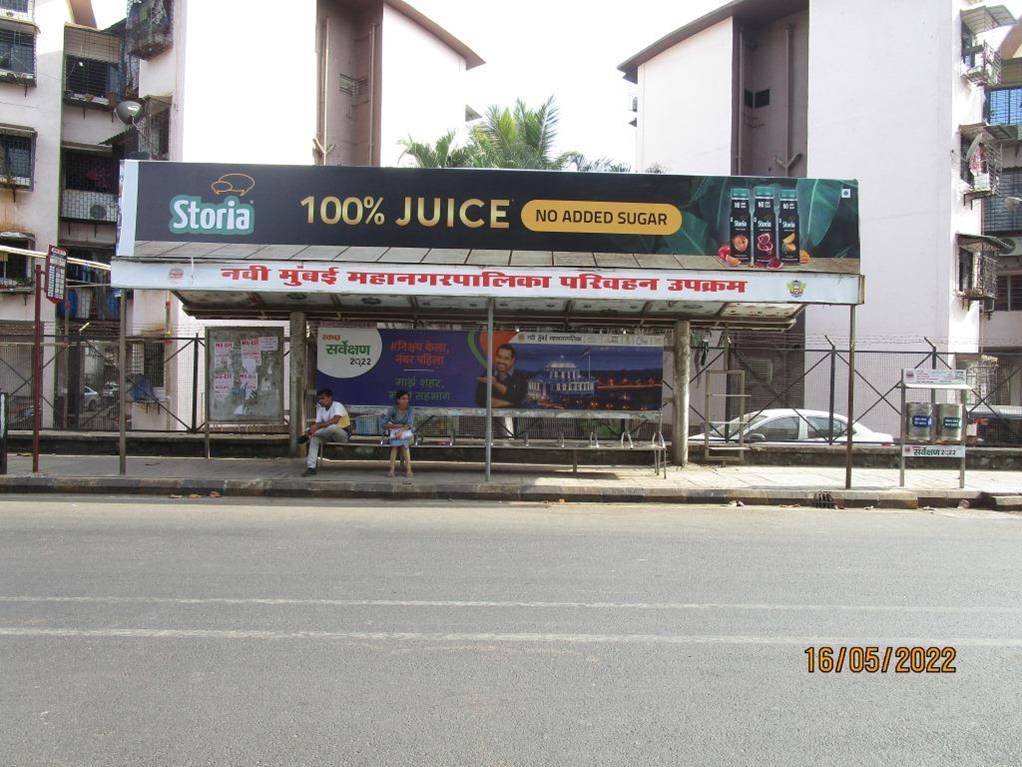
[805,646,957,673]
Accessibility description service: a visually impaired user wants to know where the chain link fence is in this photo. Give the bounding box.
[3,334,1022,447]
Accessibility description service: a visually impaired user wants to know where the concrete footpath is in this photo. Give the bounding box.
[1,454,1021,509]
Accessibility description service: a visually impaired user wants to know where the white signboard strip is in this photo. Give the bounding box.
[902,368,969,387]
[112,260,861,305]
[902,444,966,459]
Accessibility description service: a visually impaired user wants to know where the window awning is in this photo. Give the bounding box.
[0,123,36,138]
[958,232,1014,253]
[962,5,1015,35]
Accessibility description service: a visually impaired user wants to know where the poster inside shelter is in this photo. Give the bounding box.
[316,327,664,412]
[207,328,284,422]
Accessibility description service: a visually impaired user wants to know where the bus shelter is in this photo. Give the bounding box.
[112,162,864,482]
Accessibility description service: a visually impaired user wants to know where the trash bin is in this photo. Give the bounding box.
[906,402,934,441]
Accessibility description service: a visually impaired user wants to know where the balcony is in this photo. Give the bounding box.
[125,0,172,59]
[61,188,118,223]
[0,0,33,24]
[960,123,1009,202]
[962,42,1001,86]
[60,150,118,223]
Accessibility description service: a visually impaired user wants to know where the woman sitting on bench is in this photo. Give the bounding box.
[384,390,415,479]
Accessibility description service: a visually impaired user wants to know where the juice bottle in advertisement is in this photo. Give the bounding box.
[752,186,776,267]
[778,188,800,264]
[728,188,752,264]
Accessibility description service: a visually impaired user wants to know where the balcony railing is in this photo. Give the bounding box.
[61,189,118,223]
[125,0,172,59]
[962,42,1002,86]
[0,0,32,23]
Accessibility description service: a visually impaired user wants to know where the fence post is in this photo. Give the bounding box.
[926,336,938,411]
[672,320,690,466]
[190,333,199,433]
[826,335,836,445]
[32,264,42,474]
[0,391,7,475]
[118,289,127,476]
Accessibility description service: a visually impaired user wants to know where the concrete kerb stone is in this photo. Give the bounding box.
[986,494,1022,511]
[0,476,1008,509]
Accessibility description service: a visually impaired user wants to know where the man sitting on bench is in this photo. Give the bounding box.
[302,388,351,477]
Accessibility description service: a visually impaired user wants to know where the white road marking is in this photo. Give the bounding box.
[0,596,1017,613]
[0,626,1019,646]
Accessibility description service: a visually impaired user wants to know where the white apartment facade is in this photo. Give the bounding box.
[0,0,126,427]
[621,0,1016,435]
[0,0,481,429]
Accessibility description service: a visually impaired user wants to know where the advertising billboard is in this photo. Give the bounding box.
[119,162,859,274]
[315,327,664,412]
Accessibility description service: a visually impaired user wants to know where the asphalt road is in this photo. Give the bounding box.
[0,497,1020,766]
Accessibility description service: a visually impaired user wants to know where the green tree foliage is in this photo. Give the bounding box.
[400,96,630,172]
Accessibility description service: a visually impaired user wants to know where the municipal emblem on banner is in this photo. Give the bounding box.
[787,279,806,298]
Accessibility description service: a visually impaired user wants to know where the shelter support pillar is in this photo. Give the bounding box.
[845,305,856,490]
[289,312,307,458]
[672,320,690,467]
[484,298,494,481]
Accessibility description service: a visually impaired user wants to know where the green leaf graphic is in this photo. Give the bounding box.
[797,179,842,249]
[662,212,715,256]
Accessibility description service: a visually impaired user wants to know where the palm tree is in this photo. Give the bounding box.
[471,96,562,169]
[398,130,477,168]
[400,96,629,172]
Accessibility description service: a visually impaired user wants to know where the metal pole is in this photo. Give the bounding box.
[827,337,836,444]
[899,384,906,488]
[672,320,690,466]
[959,388,966,490]
[845,305,856,490]
[190,332,199,432]
[32,264,42,474]
[484,298,494,482]
[118,288,127,476]
[61,302,69,429]
[288,312,307,458]
[0,391,8,475]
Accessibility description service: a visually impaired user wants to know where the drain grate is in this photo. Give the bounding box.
[813,491,836,509]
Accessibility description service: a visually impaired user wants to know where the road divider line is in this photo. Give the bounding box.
[0,596,1018,613]
[0,626,1020,647]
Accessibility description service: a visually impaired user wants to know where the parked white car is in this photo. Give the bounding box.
[699,409,895,444]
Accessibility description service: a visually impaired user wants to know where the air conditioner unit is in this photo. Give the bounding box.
[89,203,108,221]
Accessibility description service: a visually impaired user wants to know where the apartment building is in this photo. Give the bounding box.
[0,0,481,428]
[620,0,1017,434]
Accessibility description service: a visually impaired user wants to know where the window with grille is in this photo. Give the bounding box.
[984,167,1022,232]
[0,24,33,76]
[988,86,1022,126]
[130,340,165,389]
[64,55,120,99]
[0,1,31,13]
[64,152,117,194]
[0,132,32,186]
[995,274,1022,311]
[0,236,31,286]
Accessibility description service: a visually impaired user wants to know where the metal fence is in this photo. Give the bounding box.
[4,334,1022,446]
[683,340,1022,446]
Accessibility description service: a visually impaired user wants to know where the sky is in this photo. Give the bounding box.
[94,0,1022,169]
[94,0,717,168]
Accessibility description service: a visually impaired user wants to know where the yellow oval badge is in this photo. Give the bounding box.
[521,200,682,235]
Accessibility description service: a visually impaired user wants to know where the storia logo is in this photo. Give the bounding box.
[168,173,256,235]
